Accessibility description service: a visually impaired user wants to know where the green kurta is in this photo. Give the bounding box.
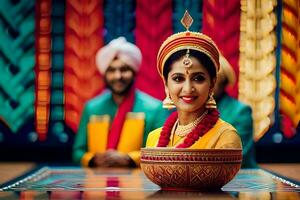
[217,94,257,168]
[73,89,169,166]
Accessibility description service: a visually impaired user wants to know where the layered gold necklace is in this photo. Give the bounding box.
[174,110,208,137]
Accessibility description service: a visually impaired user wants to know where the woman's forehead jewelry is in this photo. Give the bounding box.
[181,11,194,69]
[183,48,193,68]
[181,10,193,31]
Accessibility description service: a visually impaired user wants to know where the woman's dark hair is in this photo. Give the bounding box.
[163,49,217,81]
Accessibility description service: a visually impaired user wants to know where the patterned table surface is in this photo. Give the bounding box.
[0,167,299,200]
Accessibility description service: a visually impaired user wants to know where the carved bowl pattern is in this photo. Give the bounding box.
[141,148,242,191]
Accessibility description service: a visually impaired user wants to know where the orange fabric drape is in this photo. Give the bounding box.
[64,0,104,132]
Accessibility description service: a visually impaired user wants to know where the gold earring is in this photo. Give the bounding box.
[205,93,217,109]
[163,94,176,109]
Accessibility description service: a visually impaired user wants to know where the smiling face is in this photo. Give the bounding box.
[104,58,135,96]
[166,56,215,114]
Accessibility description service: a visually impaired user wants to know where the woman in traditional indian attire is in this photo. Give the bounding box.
[146,12,242,150]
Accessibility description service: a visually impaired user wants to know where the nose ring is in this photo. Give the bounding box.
[191,87,195,92]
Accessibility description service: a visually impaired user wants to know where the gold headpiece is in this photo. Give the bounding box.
[157,10,220,79]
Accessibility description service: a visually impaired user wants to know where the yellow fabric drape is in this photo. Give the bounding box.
[82,113,145,166]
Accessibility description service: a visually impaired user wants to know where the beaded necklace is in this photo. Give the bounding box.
[174,110,208,137]
[157,108,219,148]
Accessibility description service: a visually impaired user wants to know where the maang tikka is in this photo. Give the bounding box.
[181,11,194,69]
[182,48,193,68]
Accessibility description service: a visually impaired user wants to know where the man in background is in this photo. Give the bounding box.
[214,55,257,168]
[73,37,169,168]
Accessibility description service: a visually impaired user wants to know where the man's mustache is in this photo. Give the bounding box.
[111,79,127,84]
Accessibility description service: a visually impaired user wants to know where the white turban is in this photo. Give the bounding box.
[95,37,142,74]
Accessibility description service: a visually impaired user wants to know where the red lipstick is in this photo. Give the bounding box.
[181,96,196,103]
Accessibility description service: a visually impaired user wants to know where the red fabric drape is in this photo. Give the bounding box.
[107,87,135,149]
[202,0,241,98]
[135,0,173,100]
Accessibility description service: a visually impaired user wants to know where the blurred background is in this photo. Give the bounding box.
[0,0,299,163]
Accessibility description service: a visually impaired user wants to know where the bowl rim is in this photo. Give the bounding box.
[141,147,242,152]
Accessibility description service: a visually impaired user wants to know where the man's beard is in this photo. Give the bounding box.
[105,78,135,96]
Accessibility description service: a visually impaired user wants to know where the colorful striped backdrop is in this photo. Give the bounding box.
[0,0,299,157]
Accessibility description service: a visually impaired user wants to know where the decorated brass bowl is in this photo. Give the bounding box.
[141,148,242,191]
